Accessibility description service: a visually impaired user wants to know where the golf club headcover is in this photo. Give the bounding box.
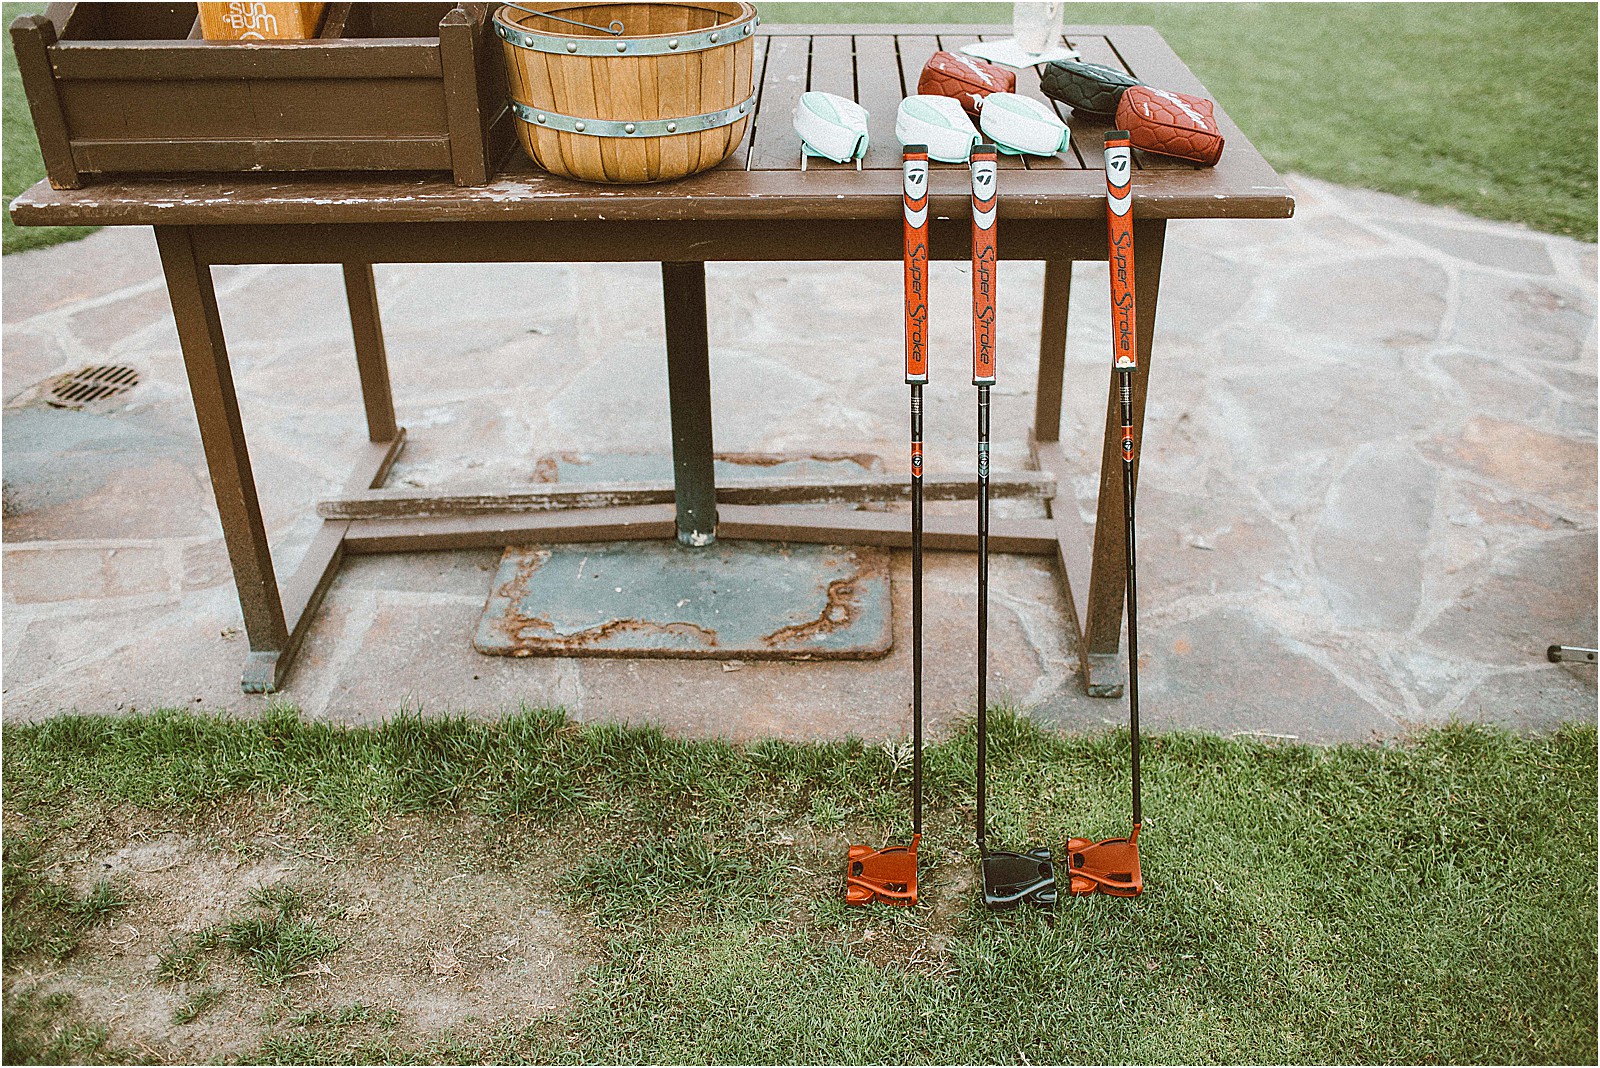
[793,91,870,164]
[979,93,1071,157]
[845,835,919,906]
[1115,85,1225,166]
[896,95,981,163]
[1039,59,1143,117]
[917,50,1016,120]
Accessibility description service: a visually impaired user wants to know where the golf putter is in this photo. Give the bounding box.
[844,146,930,907]
[1065,131,1145,898]
[970,145,1057,910]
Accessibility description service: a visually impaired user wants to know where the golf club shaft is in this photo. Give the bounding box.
[970,145,999,853]
[903,146,929,837]
[1104,131,1142,830]
[912,384,923,835]
[1120,373,1141,827]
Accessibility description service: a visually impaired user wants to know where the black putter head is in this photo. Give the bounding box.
[981,847,1057,909]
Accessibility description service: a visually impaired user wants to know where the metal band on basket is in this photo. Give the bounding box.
[510,94,756,138]
[494,8,758,56]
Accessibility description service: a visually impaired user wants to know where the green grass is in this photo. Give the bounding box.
[222,883,339,987]
[169,985,223,1026]
[2,3,1594,252]
[0,989,144,1065]
[1,836,129,966]
[2,706,1596,1063]
[221,910,339,987]
[151,881,339,988]
[2,2,94,254]
[155,924,222,984]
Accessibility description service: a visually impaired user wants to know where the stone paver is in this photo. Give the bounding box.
[2,174,1595,741]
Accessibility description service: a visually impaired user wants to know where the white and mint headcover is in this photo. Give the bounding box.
[895,95,980,163]
[793,91,870,164]
[979,93,1071,156]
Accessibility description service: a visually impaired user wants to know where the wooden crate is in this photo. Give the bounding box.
[10,2,514,187]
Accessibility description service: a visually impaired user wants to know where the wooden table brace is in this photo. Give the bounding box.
[150,219,1159,696]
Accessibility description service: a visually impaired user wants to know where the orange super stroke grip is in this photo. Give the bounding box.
[970,144,998,385]
[903,146,930,384]
[1104,131,1137,373]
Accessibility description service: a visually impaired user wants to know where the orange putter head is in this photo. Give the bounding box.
[1065,823,1143,897]
[844,833,920,906]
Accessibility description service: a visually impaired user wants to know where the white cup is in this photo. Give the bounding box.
[1012,2,1064,54]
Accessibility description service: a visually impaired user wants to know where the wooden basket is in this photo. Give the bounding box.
[495,2,757,184]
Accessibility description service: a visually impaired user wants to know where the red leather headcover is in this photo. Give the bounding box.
[1115,86,1225,167]
[917,51,1016,119]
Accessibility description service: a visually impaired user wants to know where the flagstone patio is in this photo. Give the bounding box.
[2,174,1594,741]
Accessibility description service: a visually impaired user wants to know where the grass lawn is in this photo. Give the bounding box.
[1,2,93,254]
[4,707,1595,1063]
[2,4,1595,254]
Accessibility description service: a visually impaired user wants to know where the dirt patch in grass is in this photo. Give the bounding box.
[4,810,587,1061]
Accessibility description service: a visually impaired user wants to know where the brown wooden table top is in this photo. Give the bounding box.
[10,23,1294,228]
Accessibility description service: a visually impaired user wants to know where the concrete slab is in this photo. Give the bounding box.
[2,173,1594,741]
[474,542,893,660]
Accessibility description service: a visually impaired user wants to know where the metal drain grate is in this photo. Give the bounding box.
[45,365,140,409]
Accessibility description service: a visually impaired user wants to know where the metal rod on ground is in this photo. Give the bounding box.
[904,145,930,839]
[1105,133,1142,833]
[1061,131,1146,898]
[971,147,1056,910]
[838,147,930,908]
[1121,371,1141,828]
[970,144,998,859]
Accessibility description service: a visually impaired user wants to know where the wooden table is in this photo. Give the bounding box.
[10,23,1293,695]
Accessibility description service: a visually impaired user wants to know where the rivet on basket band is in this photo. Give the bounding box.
[616,41,627,52]
[498,11,756,56]
[509,92,758,138]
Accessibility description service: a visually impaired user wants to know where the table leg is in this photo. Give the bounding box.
[1033,260,1072,444]
[154,226,289,691]
[1030,258,1099,694]
[1082,219,1166,696]
[662,262,718,546]
[342,262,399,444]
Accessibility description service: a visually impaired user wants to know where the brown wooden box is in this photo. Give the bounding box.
[10,2,514,188]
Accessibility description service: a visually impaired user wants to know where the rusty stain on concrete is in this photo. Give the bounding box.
[474,541,893,660]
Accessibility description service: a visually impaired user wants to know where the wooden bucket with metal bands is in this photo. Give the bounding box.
[495,2,758,184]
